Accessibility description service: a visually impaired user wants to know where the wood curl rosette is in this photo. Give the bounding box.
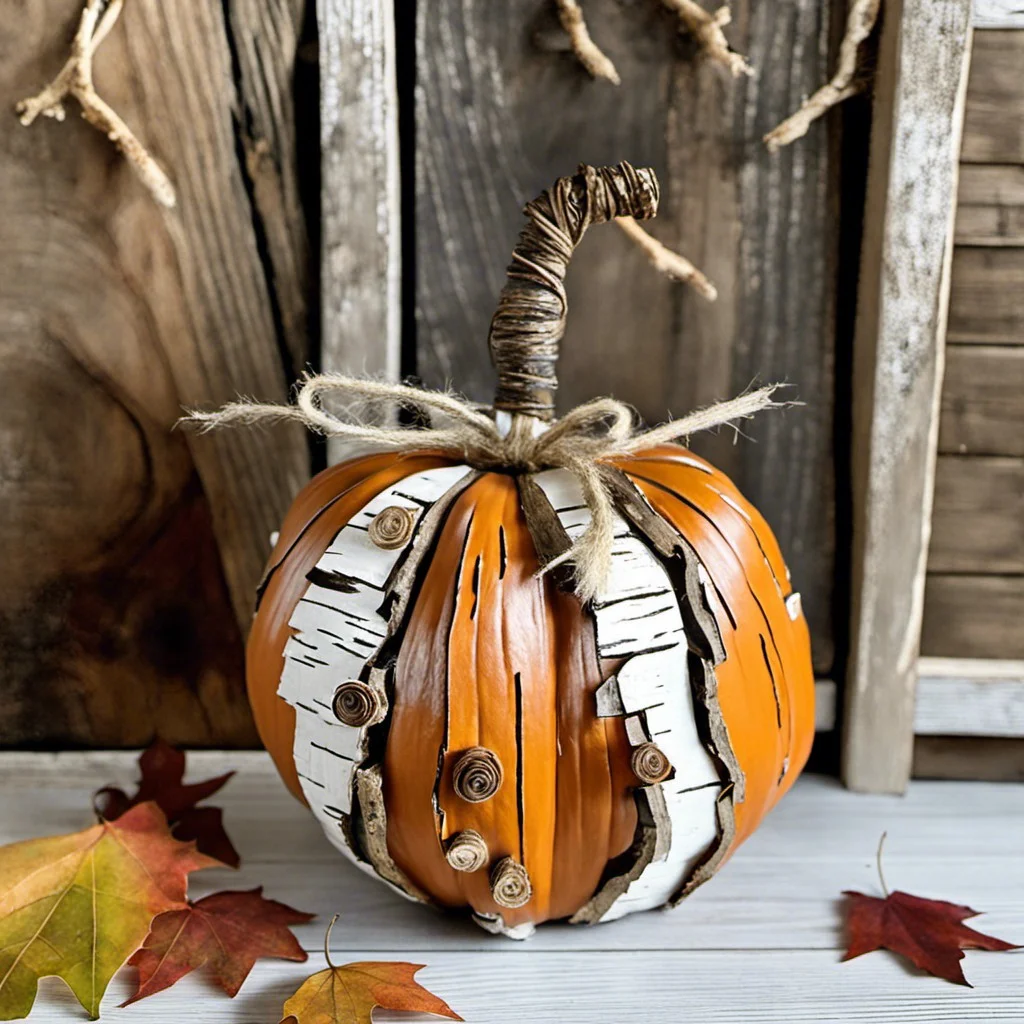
[194,163,816,938]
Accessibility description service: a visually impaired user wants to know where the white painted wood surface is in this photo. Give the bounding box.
[916,657,1024,736]
[843,0,975,794]
[2,753,1021,1022]
[319,0,401,461]
[974,0,1024,27]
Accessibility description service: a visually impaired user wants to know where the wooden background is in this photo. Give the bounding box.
[0,0,862,748]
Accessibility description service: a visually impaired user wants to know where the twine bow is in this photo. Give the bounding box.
[187,373,785,602]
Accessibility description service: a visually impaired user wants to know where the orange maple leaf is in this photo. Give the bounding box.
[0,802,217,1020]
[280,917,462,1024]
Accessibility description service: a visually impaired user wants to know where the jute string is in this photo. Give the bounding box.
[187,373,785,602]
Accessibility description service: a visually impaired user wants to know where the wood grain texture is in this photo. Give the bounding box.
[974,1,1024,29]
[914,735,1024,781]
[0,0,309,745]
[947,247,1024,343]
[939,345,1024,456]
[843,0,973,793]
[961,30,1024,164]
[320,0,400,461]
[922,575,1024,659]
[915,657,1024,737]
[2,755,1023,1021]
[415,0,842,676]
[955,165,1024,246]
[929,455,1024,572]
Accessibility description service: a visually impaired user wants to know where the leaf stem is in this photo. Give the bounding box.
[324,914,339,969]
[876,831,889,898]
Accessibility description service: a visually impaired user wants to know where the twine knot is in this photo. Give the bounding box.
[187,373,786,602]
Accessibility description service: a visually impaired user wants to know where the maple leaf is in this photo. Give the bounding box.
[0,803,217,1020]
[842,833,1019,986]
[122,888,314,1005]
[94,738,240,867]
[280,917,462,1024]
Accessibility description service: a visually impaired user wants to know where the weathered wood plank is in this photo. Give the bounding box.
[974,1,1024,29]
[320,0,401,459]
[929,455,1024,572]
[939,344,1024,456]
[415,0,842,677]
[914,735,1024,781]
[955,165,1024,246]
[922,575,1024,659]
[915,657,1024,737]
[947,247,1024,344]
[962,30,1024,164]
[843,0,974,793]
[0,0,310,745]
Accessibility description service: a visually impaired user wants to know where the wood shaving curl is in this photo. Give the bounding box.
[764,0,881,152]
[16,0,176,208]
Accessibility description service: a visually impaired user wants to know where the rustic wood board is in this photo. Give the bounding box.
[3,753,1022,1021]
[961,30,1024,164]
[915,657,1024,737]
[319,0,401,459]
[974,2,1024,29]
[843,0,974,793]
[914,735,1024,781]
[955,165,1024,246]
[939,345,1024,456]
[414,0,842,677]
[948,247,1024,344]
[922,575,1024,659]
[929,455,1024,572]
[0,0,310,745]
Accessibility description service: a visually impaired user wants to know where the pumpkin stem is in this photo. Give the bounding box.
[488,162,659,422]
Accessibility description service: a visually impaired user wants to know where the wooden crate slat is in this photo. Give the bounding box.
[914,735,1024,780]
[929,455,1024,572]
[415,0,842,676]
[922,574,1024,659]
[915,657,1024,736]
[955,165,1024,246]
[842,0,974,793]
[962,30,1024,163]
[939,344,1024,456]
[948,247,1024,343]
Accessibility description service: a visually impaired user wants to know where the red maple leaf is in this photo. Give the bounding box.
[95,738,240,867]
[122,888,315,1005]
[842,834,1019,986]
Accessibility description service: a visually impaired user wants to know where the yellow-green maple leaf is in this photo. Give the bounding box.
[0,802,217,1020]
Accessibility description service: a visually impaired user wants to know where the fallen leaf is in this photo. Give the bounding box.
[281,963,462,1024]
[280,918,461,1024]
[843,889,1019,986]
[95,738,240,867]
[0,803,217,1020]
[123,888,314,1005]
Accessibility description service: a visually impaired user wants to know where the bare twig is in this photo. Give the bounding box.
[616,217,718,301]
[763,0,881,152]
[16,0,176,207]
[662,0,753,78]
[555,0,620,84]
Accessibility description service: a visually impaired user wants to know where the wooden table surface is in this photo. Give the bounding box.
[2,752,1021,1022]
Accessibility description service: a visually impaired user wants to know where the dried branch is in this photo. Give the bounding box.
[763,0,881,152]
[663,0,752,78]
[555,0,620,84]
[16,0,176,207]
[616,217,718,301]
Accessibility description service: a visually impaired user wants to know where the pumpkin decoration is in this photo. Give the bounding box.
[201,163,815,938]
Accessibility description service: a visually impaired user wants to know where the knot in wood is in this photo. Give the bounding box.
[452,747,504,803]
[490,856,532,909]
[332,681,381,727]
[444,829,489,873]
[631,741,673,785]
[368,505,416,549]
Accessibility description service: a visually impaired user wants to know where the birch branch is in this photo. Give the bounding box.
[763,0,881,152]
[616,217,718,301]
[16,0,176,208]
[662,0,752,78]
[555,0,620,84]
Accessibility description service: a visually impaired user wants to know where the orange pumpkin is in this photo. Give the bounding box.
[245,164,814,937]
